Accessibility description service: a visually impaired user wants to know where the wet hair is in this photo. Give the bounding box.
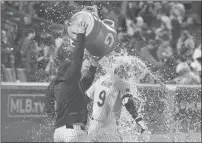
[113,64,130,79]
[114,65,124,75]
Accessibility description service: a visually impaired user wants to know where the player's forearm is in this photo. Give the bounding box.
[122,94,147,133]
[122,94,138,118]
[81,65,97,91]
[60,34,85,81]
[74,33,85,66]
[124,101,141,122]
[125,100,139,120]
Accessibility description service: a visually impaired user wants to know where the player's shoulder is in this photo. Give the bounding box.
[116,80,130,92]
[97,75,113,89]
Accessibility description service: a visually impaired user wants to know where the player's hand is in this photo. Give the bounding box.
[135,118,148,135]
[77,21,88,34]
[137,129,151,142]
[136,122,146,135]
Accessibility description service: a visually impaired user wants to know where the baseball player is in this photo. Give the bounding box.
[45,21,102,142]
[86,60,148,142]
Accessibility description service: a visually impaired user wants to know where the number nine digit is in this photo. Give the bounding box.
[104,33,114,48]
[97,90,106,107]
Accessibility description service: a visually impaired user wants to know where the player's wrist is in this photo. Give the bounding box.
[135,117,148,131]
[135,116,143,123]
[77,30,86,34]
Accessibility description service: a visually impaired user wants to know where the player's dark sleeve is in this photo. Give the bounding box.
[122,93,146,133]
[81,65,97,91]
[57,33,85,82]
[44,78,56,119]
[121,93,139,120]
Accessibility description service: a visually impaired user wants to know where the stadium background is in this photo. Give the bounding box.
[1,1,201,142]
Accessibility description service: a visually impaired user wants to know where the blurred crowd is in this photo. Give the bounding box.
[1,1,201,84]
[113,1,201,84]
[1,16,56,82]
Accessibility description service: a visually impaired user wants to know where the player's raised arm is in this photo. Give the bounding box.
[56,21,88,82]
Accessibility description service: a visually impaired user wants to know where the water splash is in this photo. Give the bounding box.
[94,51,155,142]
[23,119,55,142]
[92,50,200,142]
[98,49,150,83]
[19,50,200,142]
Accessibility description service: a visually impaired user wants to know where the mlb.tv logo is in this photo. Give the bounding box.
[8,94,47,118]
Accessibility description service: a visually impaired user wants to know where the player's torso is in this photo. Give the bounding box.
[92,84,112,121]
[54,81,88,128]
[92,78,123,124]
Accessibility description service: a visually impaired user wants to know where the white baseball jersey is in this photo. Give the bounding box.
[87,75,137,126]
[87,74,144,142]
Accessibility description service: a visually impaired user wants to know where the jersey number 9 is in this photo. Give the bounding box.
[97,90,106,107]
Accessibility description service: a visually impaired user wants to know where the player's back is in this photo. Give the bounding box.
[90,75,128,126]
[91,76,117,125]
[87,75,122,142]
